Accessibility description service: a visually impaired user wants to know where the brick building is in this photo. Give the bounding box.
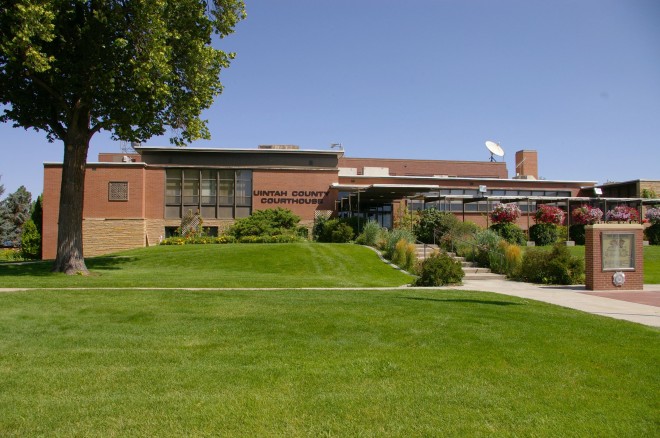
[42,145,599,259]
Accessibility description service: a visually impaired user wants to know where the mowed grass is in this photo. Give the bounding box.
[0,288,658,437]
[0,243,412,288]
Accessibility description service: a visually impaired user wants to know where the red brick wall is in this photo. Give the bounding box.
[585,224,644,291]
[253,169,338,220]
[144,168,165,219]
[83,165,145,218]
[339,157,508,179]
[42,165,62,260]
[42,164,148,259]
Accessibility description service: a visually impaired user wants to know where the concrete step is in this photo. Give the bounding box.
[462,267,492,274]
[463,272,507,280]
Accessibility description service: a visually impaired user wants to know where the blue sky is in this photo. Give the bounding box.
[1,0,659,197]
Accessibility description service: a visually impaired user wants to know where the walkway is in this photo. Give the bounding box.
[435,280,660,328]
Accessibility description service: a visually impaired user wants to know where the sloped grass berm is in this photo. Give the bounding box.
[0,289,658,436]
[0,243,413,288]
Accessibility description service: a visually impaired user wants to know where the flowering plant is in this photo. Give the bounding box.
[534,205,565,225]
[605,205,640,223]
[490,203,521,224]
[571,205,603,225]
[645,207,660,224]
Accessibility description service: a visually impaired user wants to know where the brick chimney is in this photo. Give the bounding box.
[514,150,538,180]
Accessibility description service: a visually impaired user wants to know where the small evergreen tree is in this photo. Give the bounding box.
[0,186,32,246]
[21,219,41,259]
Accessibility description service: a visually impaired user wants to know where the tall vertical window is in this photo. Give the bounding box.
[201,170,216,204]
[183,170,200,207]
[166,169,182,218]
[235,170,252,218]
[165,169,252,219]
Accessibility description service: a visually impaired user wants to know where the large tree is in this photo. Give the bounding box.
[0,0,245,273]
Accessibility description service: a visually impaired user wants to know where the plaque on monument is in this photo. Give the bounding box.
[601,232,635,271]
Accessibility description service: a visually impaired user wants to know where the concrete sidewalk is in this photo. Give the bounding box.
[442,279,660,328]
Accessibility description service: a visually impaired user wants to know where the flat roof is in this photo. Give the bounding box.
[340,174,597,185]
[134,145,344,156]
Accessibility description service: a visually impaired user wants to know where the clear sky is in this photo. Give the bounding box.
[1,0,659,198]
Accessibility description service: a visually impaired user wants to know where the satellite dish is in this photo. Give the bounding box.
[485,140,505,162]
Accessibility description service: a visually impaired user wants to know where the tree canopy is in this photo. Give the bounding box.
[0,0,245,144]
[0,1,246,273]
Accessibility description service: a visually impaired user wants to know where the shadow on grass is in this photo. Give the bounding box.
[0,255,137,277]
[0,260,55,277]
[402,296,522,306]
[86,255,137,271]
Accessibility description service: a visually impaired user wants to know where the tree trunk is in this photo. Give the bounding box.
[52,126,91,274]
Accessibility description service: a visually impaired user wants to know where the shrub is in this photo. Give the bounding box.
[502,241,522,276]
[569,224,586,245]
[414,252,464,286]
[490,240,522,277]
[331,223,355,243]
[472,229,502,268]
[160,235,237,245]
[490,203,521,224]
[489,222,526,246]
[414,209,457,244]
[516,244,584,285]
[529,223,558,246]
[645,223,660,245]
[641,188,658,198]
[20,219,41,259]
[392,239,417,272]
[534,205,565,225]
[556,225,569,241]
[0,249,24,262]
[228,208,302,239]
[313,215,329,240]
[355,220,382,246]
[381,228,416,259]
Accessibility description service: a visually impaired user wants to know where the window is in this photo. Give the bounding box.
[166,171,181,203]
[165,169,252,219]
[183,170,200,206]
[201,170,216,205]
[108,182,129,201]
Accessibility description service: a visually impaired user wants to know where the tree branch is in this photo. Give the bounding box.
[27,73,68,112]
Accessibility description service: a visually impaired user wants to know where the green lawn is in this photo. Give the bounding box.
[0,288,658,436]
[1,244,658,435]
[0,243,412,288]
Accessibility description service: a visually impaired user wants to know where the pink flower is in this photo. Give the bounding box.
[535,205,565,225]
[490,203,521,224]
[606,205,639,223]
[571,205,603,225]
